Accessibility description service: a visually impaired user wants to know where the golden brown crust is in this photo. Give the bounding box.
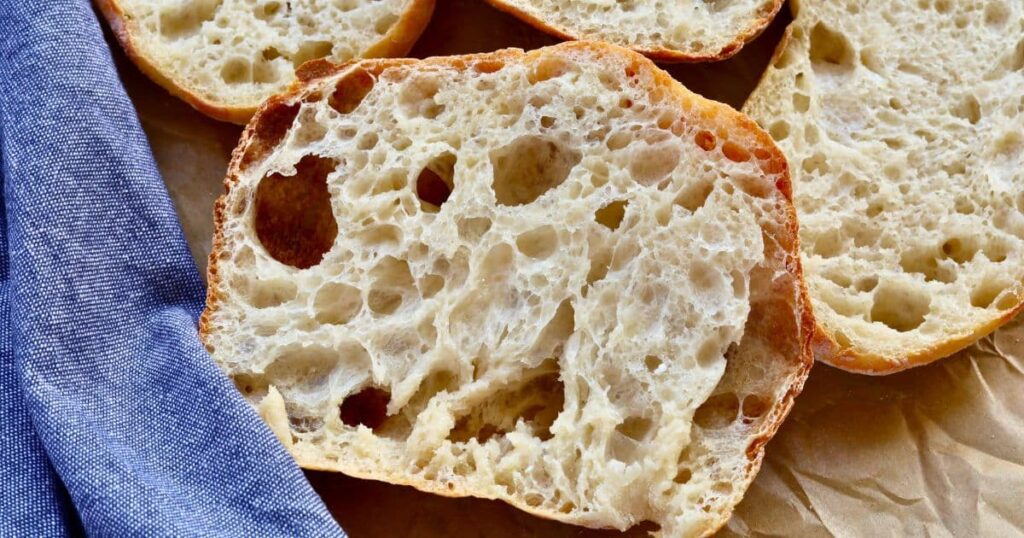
[480,0,784,63]
[363,0,436,59]
[201,42,813,536]
[812,301,1024,375]
[93,0,436,124]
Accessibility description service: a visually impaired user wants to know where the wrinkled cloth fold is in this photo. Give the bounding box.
[0,2,344,536]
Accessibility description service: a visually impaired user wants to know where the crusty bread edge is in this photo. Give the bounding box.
[811,303,1024,375]
[741,14,1024,376]
[479,0,784,63]
[93,0,436,124]
[199,42,815,536]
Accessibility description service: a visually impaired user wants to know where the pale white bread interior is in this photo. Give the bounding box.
[201,42,812,536]
[482,0,782,61]
[743,0,1024,374]
[95,0,433,123]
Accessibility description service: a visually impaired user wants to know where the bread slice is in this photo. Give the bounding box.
[95,0,434,124]
[200,42,813,536]
[481,0,783,61]
[743,1,1024,374]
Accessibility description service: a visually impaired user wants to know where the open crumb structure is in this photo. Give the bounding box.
[201,43,813,537]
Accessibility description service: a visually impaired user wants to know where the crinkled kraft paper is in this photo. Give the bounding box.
[117,2,1024,535]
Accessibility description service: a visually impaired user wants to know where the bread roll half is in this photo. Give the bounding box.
[201,43,813,536]
[744,0,1024,373]
[482,0,783,61]
[96,0,433,123]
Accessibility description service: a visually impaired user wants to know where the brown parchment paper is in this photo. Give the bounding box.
[113,1,1024,535]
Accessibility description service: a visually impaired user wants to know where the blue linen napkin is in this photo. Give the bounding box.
[0,2,346,536]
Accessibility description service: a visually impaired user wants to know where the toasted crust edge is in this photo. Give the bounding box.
[93,0,436,124]
[199,42,814,536]
[479,0,784,63]
[742,13,1024,376]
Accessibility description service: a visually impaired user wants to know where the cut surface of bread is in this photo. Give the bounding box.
[95,0,434,123]
[743,0,1024,374]
[201,42,812,536]
[482,0,782,61]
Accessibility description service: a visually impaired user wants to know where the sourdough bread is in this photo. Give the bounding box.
[482,0,783,61]
[201,42,813,536]
[744,0,1024,373]
[95,0,434,123]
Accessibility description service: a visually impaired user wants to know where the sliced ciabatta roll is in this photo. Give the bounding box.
[201,42,812,537]
[482,0,784,61]
[96,0,434,123]
[744,0,1024,373]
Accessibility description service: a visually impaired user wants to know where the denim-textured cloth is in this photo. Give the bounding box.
[0,2,346,536]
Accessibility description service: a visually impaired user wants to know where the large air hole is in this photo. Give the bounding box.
[629,138,682,186]
[220,58,251,84]
[900,247,956,283]
[694,130,716,151]
[585,243,613,287]
[490,136,581,206]
[694,392,739,429]
[240,100,300,168]
[860,48,884,74]
[527,54,574,84]
[808,23,855,73]
[984,1,1010,27]
[516,225,558,259]
[811,229,843,258]
[419,274,445,298]
[448,360,564,443]
[159,0,221,39]
[971,279,1017,310]
[768,120,790,141]
[674,179,714,213]
[595,200,628,230]
[608,416,655,463]
[355,224,402,250]
[329,67,375,114]
[994,131,1023,161]
[531,300,575,360]
[741,394,769,420]
[415,153,456,212]
[722,141,751,163]
[941,237,979,264]
[255,1,282,19]
[313,282,362,324]
[457,217,492,242]
[263,343,361,403]
[616,416,653,441]
[953,95,982,124]
[232,373,269,400]
[340,387,391,430]
[1009,39,1024,71]
[367,257,415,316]
[254,155,338,269]
[870,281,930,332]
